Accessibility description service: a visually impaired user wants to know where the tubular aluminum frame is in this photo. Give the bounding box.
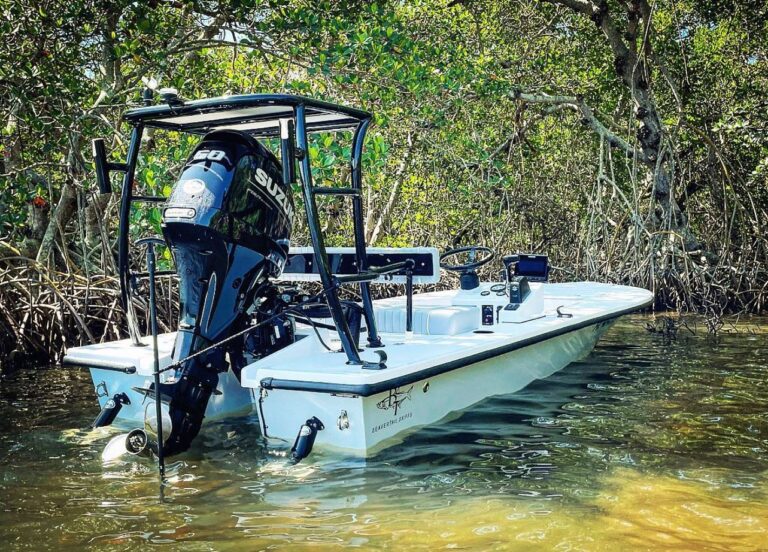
[116,94,380,363]
[119,125,145,346]
[294,104,362,364]
[123,93,370,137]
[350,118,381,347]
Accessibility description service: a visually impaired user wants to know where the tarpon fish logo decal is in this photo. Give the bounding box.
[376,386,413,416]
[249,167,295,224]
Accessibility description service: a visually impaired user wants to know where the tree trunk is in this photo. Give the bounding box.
[4,104,51,257]
[366,132,415,245]
[543,0,701,250]
[36,182,77,265]
[84,192,112,270]
[36,130,87,266]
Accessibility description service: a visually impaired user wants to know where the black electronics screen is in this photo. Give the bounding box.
[514,254,549,282]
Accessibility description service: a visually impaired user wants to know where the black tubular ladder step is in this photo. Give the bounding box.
[132,195,167,203]
[133,270,177,279]
[311,187,361,196]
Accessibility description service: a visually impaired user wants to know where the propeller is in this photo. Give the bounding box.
[101,429,152,462]
[100,400,173,463]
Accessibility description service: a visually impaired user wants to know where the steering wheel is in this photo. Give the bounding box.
[440,246,494,272]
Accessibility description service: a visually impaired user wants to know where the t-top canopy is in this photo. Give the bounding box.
[122,93,371,137]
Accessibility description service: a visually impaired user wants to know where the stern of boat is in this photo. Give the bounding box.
[64,332,253,428]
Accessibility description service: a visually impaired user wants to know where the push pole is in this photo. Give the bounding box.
[138,237,166,482]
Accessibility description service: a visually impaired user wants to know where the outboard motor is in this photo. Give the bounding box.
[158,130,295,455]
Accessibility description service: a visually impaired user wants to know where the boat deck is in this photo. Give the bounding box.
[62,282,651,389]
[240,282,652,394]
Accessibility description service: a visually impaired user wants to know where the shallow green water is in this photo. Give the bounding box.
[1,316,767,550]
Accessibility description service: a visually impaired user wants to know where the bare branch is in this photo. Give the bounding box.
[540,0,595,16]
[366,132,416,245]
[511,90,639,158]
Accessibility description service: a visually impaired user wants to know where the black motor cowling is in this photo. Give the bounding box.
[159,130,294,455]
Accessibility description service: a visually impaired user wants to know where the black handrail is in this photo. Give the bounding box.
[350,118,381,347]
[312,187,360,196]
[295,104,362,364]
[334,260,414,284]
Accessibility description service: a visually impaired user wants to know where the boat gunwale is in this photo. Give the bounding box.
[258,299,651,397]
[61,358,137,374]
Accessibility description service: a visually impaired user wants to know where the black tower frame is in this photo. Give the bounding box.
[101,93,383,364]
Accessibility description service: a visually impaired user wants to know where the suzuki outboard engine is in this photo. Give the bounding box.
[159,130,295,455]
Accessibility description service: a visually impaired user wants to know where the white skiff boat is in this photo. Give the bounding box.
[62,92,652,462]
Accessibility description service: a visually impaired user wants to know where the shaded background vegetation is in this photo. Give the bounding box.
[0,0,766,365]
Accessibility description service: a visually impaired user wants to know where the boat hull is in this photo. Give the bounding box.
[257,319,614,455]
[64,332,254,428]
[66,280,651,456]
[86,367,253,428]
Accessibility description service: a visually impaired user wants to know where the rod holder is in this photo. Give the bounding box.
[92,139,112,194]
[405,260,415,334]
[279,118,296,185]
[92,138,128,195]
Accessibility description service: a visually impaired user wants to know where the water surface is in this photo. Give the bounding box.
[1,316,767,550]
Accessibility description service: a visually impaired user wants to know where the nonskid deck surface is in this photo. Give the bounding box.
[240,282,652,391]
[64,332,177,375]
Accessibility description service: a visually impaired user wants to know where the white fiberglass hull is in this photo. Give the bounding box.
[253,320,612,455]
[242,281,653,455]
[64,281,651,456]
[64,333,253,427]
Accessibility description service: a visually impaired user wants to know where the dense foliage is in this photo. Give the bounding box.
[0,0,766,361]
